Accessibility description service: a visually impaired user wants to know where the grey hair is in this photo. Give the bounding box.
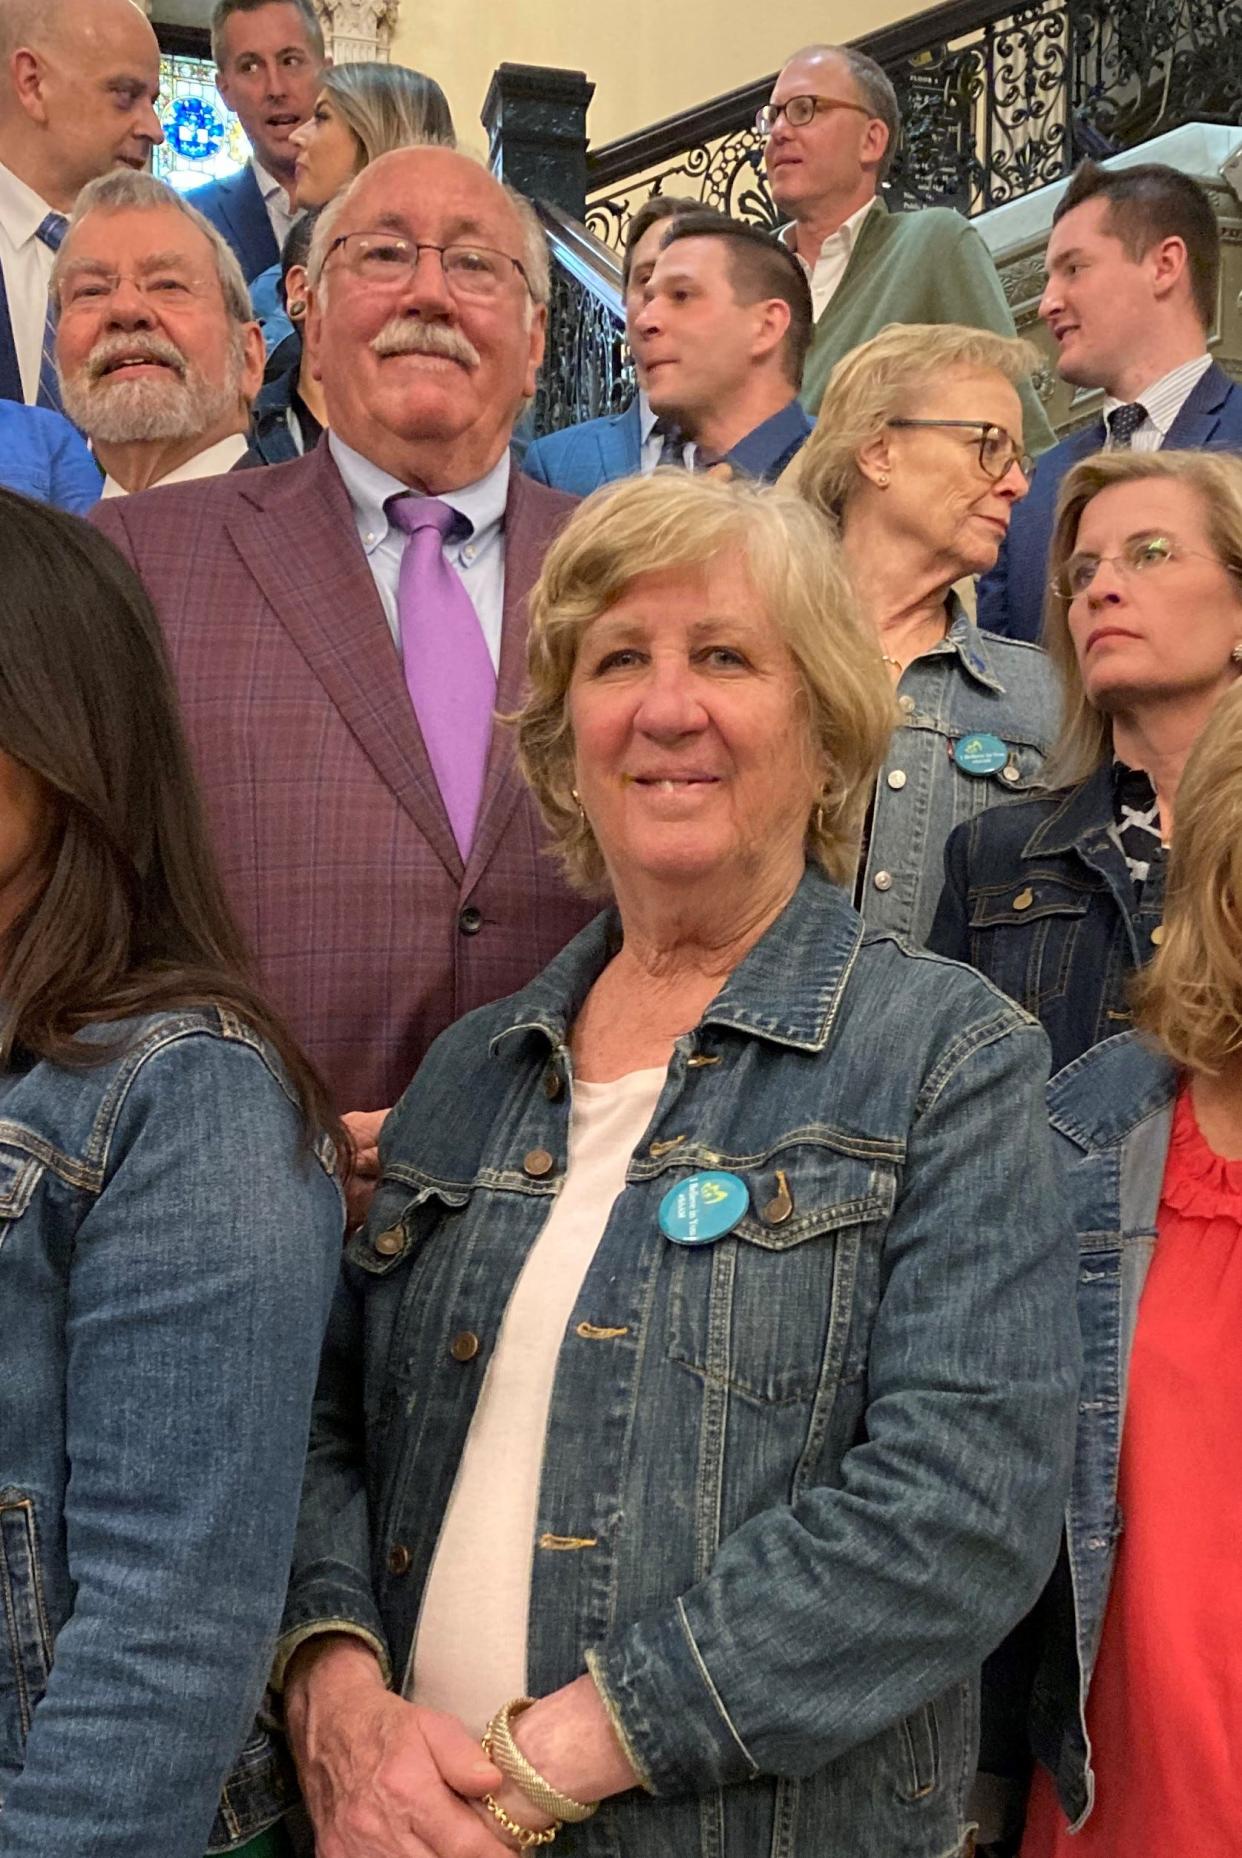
[51,170,254,324]
[210,0,324,66]
[306,148,549,309]
[780,43,901,182]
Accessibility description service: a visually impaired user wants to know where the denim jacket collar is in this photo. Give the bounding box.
[490,865,864,1060]
[1048,1030,1177,1153]
[922,594,1007,696]
[1021,761,1114,859]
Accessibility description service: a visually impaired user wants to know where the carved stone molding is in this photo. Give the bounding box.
[313,0,399,63]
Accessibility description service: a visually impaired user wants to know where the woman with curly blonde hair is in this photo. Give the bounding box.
[1015,679,1242,1854]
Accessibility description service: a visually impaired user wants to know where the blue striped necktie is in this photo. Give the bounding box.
[35,211,68,412]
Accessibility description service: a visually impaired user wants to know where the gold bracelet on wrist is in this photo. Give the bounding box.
[483,1697,600,1825]
[482,1792,559,1848]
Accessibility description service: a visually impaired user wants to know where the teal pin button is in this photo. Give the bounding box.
[953,731,1009,776]
[659,1171,749,1246]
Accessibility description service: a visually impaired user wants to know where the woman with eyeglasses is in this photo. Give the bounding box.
[787,321,1059,944]
[929,448,1242,1072]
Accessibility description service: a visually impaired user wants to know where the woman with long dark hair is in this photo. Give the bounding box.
[0,491,344,1858]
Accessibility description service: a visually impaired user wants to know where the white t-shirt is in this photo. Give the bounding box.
[409,1063,667,1735]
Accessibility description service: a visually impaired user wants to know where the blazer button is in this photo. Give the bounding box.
[387,1543,412,1576]
[523,1147,555,1177]
[1012,887,1034,911]
[373,1226,404,1256]
[458,905,483,936]
[449,1330,481,1362]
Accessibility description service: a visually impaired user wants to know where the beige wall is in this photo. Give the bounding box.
[390,0,919,155]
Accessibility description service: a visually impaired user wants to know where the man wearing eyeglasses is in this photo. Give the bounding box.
[762,45,1053,454]
[92,145,593,1156]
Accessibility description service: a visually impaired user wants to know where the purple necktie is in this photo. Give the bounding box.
[389,495,496,858]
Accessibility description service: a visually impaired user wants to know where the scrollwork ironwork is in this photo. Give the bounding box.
[534,264,633,437]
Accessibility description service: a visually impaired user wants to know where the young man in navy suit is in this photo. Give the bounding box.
[186,0,324,284]
[523,192,701,494]
[979,161,1242,642]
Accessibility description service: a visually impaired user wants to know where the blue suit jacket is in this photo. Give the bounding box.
[978,362,1242,642]
[185,162,278,284]
[523,395,812,493]
[523,397,642,494]
[0,401,101,511]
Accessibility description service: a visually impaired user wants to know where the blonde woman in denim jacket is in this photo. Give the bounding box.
[278,474,1079,1858]
[1014,682,1242,1854]
[789,322,1059,946]
[0,493,344,1858]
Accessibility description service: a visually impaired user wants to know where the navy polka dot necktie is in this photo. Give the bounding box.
[1107,401,1147,448]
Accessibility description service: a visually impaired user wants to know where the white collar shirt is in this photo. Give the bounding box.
[780,196,877,321]
[328,429,509,668]
[251,158,300,254]
[1102,353,1213,452]
[100,431,250,497]
[0,159,59,403]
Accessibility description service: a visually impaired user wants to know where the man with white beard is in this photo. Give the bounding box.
[54,170,263,494]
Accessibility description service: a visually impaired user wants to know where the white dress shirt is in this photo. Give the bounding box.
[0,159,59,404]
[251,158,300,253]
[100,431,249,497]
[781,197,878,321]
[1102,353,1214,452]
[328,430,509,669]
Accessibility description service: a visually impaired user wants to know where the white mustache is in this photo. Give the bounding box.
[370,319,480,369]
[86,333,188,381]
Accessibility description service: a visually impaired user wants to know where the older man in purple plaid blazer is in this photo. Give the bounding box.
[93,146,593,1157]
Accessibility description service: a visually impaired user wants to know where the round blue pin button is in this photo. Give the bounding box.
[953,731,1009,776]
[659,1171,749,1246]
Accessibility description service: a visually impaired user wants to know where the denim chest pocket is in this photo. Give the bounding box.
[345,1178,472,1279]
[967,875,1091,1011]
[0,1144,47,1256]
[949,739,1045,825]
[664,1147,896,1406]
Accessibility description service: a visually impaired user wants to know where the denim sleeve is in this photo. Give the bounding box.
[0,1032,343,1858]
[589,1013,1080,1794]
[273,1263,395,1688]
[925,818,973,962]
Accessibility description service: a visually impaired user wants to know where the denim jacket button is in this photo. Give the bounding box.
[1150,924,1165,945]
[543,1068,563,1100]
[898,693,915,715]
[373,1226,404,1256]
[873,870,893,892]
[449,1330,481,1362]
[1012,887,1034,911]
[887,769,907,790]
[387,1543,412,1576]
[523,1147,555,1177]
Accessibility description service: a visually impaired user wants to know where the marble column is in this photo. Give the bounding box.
[313,0,399,63]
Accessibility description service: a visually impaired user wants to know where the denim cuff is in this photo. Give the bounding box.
[587,1598,759,1797]
[273,1570,393,1693]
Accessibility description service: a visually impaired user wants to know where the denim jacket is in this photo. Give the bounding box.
[0,1008,343,1858]
[1022,1033,1173,1829]
[282,867,1080,1858]
[928,762,1166,1072]
[861,600,1059,946]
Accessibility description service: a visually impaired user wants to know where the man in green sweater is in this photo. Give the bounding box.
[763,43,1054,453]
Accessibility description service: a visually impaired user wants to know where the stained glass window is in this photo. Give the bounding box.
[154,52,250,194]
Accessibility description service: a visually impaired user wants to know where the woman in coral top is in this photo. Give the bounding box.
[1019,676,1242,1853]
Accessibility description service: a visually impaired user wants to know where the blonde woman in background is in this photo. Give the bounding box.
[929,449,1242,1070]
[1014,680,1242,1855]
[791,323,1059,944]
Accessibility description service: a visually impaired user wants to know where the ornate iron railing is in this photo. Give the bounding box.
[534,202,632,436]
[583,0,1242,252]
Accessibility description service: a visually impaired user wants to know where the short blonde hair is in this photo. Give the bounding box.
[792,322,1040,523]
[1133,679,1242,1073]
[1043,449,1242,787]
[515,472,897,894]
